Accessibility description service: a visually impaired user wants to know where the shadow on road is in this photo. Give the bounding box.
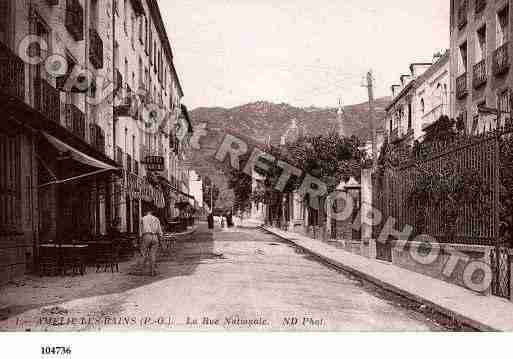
[0,224,216,322]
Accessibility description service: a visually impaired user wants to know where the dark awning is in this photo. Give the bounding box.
[0,91,119,168]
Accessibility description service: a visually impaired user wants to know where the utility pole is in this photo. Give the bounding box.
[366,70,377,168]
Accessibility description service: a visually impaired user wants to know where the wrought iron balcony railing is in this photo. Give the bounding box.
[456,72,468,99]
[493,42,510,76]
[473,59,487,88]
[65,0,84,41]
[0,41,25,100]
[89,28,103,69]
[130,0,144,16]
[458,0,468,29]
[475,0,486,14]
[89,123,105,154]
[64,103,86,139]
[34,78,60,123]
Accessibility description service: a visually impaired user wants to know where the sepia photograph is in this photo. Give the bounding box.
[1,0,513,350]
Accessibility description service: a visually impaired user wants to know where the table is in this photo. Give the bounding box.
[38,244,89,276]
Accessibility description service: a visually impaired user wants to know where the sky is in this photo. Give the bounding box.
[158,0,449,110]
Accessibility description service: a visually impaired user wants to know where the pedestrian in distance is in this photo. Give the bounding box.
[207,211,214,230]
[138,208,163,276]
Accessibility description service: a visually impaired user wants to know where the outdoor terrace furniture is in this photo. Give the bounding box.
[38,246,60,277]
[86,240,120,273]
[38,244,89,276]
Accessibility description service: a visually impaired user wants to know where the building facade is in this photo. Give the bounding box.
[450,0,512,134]
[0,0,193,284]
[385,52,450,145]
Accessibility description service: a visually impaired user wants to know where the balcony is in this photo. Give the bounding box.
[475,0,486,14]
[472,59,487,89]
[493,42,510,76]
[0,42,25,100]
[64,104,86,139]
[456,72,468,99]
[65,0,84,41]
[34,78,60,123]
[89,123,105,154]
[89,28,103,69]
[458,0,467,29]
[130,0,145,16]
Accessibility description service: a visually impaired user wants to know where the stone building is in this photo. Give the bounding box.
[450,0,512,134]
[385,51,450,146]
[0,0,193,284]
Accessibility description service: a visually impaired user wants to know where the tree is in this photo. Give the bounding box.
[225,132,364,224]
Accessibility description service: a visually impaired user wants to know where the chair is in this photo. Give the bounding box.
[61,246,86,276]
[94,242,120,273]
[39,246,59,277]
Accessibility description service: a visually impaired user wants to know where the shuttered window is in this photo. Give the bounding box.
[0,0,10,45]
[0,133,21,233]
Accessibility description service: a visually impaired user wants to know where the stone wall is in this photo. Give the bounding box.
[391,240,492,294]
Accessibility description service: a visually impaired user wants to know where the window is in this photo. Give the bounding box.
[138,57,143,89]
[113,41,119,70]
[498,89,510,126]
[0,133,21,233]
[0,0,11,45]
[420,99,425,114]
[153,42,157,68]
[139,16,144,44]
[144,17,148,53]
[65,55,77,106]
[476,25,486,62]
[123,0,128,34]
[497,6,509,47]
[124,58,128,85]
[459,41,468,73]
[90,0,99,29]
[131,14,135,48]
[407,102,412,129]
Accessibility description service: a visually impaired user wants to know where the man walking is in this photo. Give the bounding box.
[139,208,163,276]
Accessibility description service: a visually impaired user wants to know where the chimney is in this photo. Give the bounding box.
[433,51,443,64]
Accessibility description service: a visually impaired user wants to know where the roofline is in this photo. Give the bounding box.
[171,62,184,97]
[385,80,416,111]
[409,62,434,72]
[147,0,184,96]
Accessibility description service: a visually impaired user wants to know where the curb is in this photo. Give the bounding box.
[261,226,496,332]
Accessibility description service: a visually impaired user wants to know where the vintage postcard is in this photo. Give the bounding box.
[1,0,512,351]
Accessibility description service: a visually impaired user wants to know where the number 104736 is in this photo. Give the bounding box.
[41,346,72,355]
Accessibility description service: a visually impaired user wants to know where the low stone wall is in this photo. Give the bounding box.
[390,240,492,295]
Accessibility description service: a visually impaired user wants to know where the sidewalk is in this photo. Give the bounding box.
[236,218,264,229]
[262,225,513,332]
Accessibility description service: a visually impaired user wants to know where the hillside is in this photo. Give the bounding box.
[186,98,390,206]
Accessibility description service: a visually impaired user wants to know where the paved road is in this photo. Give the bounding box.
[1,224,445,331]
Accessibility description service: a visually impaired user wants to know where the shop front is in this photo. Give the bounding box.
[37,133,121,244]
